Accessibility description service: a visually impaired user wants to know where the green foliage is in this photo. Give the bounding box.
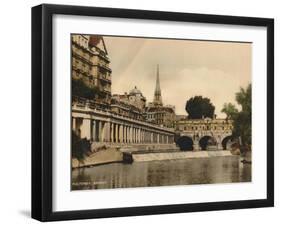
[72,131,91,163]
[72,79,100,99]
[232,111,251,145]
[185,96,215,119]
[221,84,252,145]
[221,103,238,119]
[236,84,251,114]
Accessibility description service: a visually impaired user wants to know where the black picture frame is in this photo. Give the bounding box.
[32,3,274,222]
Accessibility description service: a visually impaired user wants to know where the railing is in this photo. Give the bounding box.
[72,96,110,111]
[98,62,112,71]
[72,97,174,134]
[99,75,111,83]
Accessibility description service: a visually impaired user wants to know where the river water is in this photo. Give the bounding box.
[72,156,251,190]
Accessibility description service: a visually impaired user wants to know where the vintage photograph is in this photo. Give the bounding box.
[71,34,252,190]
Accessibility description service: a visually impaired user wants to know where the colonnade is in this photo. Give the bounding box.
[72,117,174,144]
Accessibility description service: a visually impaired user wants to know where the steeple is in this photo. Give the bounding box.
[153,64,163,106]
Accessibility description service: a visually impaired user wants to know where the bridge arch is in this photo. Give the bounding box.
[176,136,194,151]
[221,135,233,150]
[199,136,217,150]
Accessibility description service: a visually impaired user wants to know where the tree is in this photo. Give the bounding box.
[236,84,251,114]
[234,84,251,145]
[72,78,100,99]
[185,96,215,119]
[221,103,238,119]
[72,131,91,165]
[221,84,251,146]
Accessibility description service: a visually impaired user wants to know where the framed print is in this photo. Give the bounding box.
[31,4,274,221]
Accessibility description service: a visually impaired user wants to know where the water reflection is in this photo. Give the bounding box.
[72,156,251,190]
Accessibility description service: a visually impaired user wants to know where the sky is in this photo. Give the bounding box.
[103,36,252,117]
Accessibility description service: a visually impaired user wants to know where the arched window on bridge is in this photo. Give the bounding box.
[176,136,193,151]
[199,136,217,150]
[222,136,233,150]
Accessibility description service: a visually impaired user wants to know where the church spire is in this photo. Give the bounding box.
[153,64,163,106]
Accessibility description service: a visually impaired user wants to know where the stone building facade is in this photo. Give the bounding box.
[72,34,112,107]
[111,86,146,121]
[145,65,176,128]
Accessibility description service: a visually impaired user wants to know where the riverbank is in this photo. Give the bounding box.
[72,148,123,168]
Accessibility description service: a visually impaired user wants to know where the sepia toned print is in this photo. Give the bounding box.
[71,34,252,190]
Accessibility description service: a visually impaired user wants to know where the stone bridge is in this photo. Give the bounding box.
[175,118,234,151]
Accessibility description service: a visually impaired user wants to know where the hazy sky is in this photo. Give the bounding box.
[103,36,252,117]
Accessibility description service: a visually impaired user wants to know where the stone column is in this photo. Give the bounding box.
[72,117,76,131]
[135,128,137,143]
[119,125,123,143]
[134,128,136,143]
[95,121,99,142]
[193,139,200,151]
[104,122,110,142]
[91,120,96,142]
[125,126,128,143]
[115,124,119,143]
[146,131,148,143]
[110,123,114,143]
[135,128,138,143]
[134,128,137,143]
[101,122,105,142]
[80,118,91,140]
[136,128,138,143]
[145,131,147,143]
[123,126,126,143]
[131,127,134,143]
[99,121,103,142]
[133,127,135,143]
[144,131,147,143]
[128,127,131,143]
[128,127,130,143]
[124,126,128,143]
